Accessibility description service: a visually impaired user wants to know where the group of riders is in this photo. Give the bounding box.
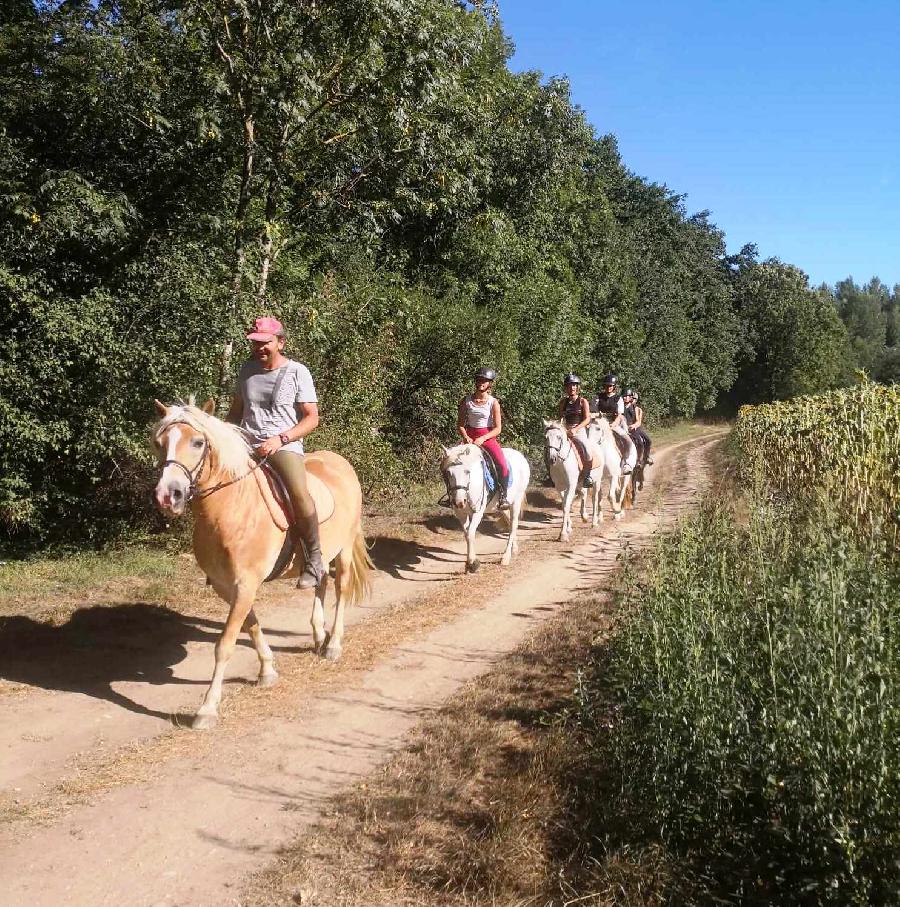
[227,316,654,587]
[460,367,652,509]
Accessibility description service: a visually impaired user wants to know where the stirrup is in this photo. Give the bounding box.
[621,461,632,475]
[581,475,594,488]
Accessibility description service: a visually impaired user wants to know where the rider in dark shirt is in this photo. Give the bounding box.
[622,388,653,466]
[592,373,633,474]
[558,373,594,488]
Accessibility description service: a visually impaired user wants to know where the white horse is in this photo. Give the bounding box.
[542,420,603,541]
[543,418,636,539]
[590,415,637,517]
[440,444,530,573]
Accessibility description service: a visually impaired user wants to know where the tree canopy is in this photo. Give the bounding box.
[0,1,886,548]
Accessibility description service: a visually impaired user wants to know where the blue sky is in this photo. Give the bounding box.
[500,0,900,289]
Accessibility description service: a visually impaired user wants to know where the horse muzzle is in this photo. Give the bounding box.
[154,477,188,516]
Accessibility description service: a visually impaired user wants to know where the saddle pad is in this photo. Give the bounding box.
[572,444,602,472]
[254,464,336,530]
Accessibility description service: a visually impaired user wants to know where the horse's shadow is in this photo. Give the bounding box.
[0,603,226,720]
[368,534,463,580]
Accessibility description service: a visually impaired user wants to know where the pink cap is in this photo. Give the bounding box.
[246,316,285,341]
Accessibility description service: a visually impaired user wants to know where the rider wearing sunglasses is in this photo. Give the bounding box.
[227,316,324,589]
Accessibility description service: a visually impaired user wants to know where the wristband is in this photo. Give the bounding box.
[279,433,291,446]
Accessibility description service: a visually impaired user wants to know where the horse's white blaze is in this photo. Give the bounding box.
[154,425,187,511]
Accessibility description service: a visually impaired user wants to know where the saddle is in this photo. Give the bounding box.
[252,462,336,531]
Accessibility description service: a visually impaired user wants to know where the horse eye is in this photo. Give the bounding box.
[191,437,205,449]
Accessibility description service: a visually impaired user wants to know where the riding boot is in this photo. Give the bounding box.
[497,480,511,510]
[295,515,326,589]
[581,469,594,488]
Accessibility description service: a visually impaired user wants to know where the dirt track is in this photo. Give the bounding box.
[0,430,723,906]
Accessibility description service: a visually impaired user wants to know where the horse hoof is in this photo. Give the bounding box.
[466,559,480,574]
[192,713,218,731]
[500,556,511,567]
[257,672,279,688]
[613,512,623,522]
[324,644,342,662]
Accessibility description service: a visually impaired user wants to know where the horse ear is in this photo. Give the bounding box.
[542,419,552,429]
[201,398,216,416]
[153,399,168,418]
[440,445,450,458]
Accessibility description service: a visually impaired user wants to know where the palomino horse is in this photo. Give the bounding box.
[440,444,530,573]
[542,420,604,541]
[152,400,372,729]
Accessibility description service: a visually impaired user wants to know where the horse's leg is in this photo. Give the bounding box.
[610,471,625,520]
[465,508,483,573]
[591,474,602,527]
[579,485,589,522]
[242,607,278,688]
[560,486,575,542]
[310,573,328,655]
[194,583,256,729]
[501,492,523,566]
[323,557,345,662]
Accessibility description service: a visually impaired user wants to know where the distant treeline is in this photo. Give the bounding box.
[0,1,894,546]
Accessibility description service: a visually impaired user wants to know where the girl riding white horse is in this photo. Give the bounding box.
[440,443,530,573]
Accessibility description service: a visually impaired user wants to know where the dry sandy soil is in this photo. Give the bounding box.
[0,430,724,906]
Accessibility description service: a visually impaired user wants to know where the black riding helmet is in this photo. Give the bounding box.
[563,373,581,387]
[600,373,619,388]
[622,387,636,398]
[474,366,497,382]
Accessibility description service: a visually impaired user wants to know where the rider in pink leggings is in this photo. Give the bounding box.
[457,366,510,509]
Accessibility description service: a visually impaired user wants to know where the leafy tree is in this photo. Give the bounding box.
[835,277,888,377]
[729,258,854,405]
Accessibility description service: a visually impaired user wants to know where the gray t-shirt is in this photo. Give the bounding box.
[236,359,317,454]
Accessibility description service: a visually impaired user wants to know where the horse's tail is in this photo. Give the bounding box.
[342,522,374,607]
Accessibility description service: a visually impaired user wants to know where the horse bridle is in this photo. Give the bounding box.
[440,458,487,511]
[544,425,574,466]
[158,420,268,504]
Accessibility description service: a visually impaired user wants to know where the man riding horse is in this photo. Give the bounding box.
[225,316,324,589]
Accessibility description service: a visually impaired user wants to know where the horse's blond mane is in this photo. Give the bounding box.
[154,403,252,478]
